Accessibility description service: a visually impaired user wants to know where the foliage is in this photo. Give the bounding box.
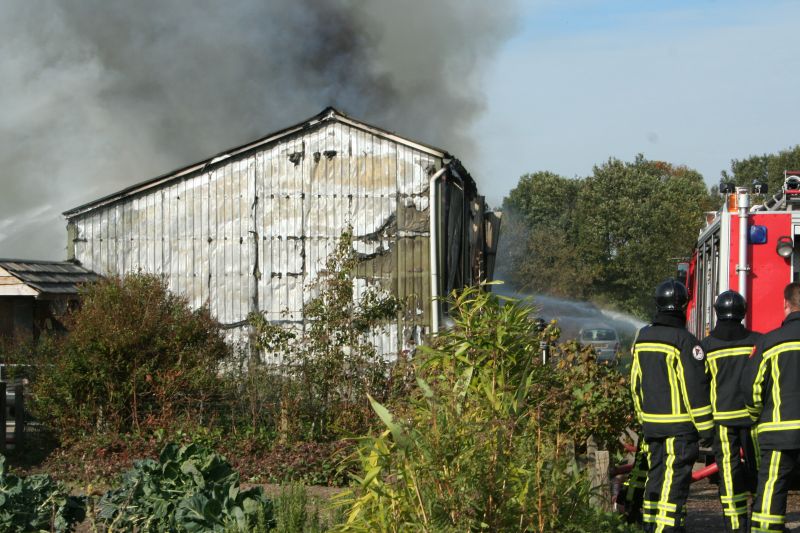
[96,442,274,532]
[30,274,229,436]
[273,483,342,533]
[248,228,402,442]
[503,156,713,317]
[550,341,633,450]
[333,286,634,532]
[722,144,800,196]
[0,455,85,533]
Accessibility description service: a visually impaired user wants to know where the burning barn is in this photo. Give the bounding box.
[62,108,500,354]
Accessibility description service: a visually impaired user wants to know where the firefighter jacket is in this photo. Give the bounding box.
[701,320,761,428]
[742,311,800,450]
[631,312,714,440]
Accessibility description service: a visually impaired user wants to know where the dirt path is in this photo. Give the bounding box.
[686,479,800,531]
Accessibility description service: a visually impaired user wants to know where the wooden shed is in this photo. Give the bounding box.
[63,108,500,355]
[0,260,100,340]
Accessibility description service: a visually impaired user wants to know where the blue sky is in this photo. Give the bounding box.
[469,0,800,207]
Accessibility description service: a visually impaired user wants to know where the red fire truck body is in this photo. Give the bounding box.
[685,172,800,336]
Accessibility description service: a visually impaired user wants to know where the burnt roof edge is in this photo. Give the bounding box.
[63,107,452,219]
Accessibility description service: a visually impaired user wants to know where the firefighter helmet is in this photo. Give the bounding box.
[714,290,746,321]
[654,279,689,312]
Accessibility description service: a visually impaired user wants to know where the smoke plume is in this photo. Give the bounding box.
[0,0,518,258]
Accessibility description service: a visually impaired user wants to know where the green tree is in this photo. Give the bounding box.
[503,156,713,318]
[721,145,800,196]
[500,172,592,297]
[577,156,711,316]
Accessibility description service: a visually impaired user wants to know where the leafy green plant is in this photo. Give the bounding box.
[247,228,402,443]
[96,442,274,532]
[0,455,85,532]
[333,285,635,532]
[30,274,229,437]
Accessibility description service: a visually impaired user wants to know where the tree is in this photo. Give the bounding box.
[502,156,713,318]
[499,172,592,297]
[721,145,800,197]
[577,157,711,315]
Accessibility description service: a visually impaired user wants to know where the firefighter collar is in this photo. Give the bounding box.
[711,320,749,341]
[782,311,800,326]
[652,312,686,329]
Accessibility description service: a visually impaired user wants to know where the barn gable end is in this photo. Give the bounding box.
[64,109,495,355]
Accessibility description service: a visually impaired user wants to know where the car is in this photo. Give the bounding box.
[579,324,620,363]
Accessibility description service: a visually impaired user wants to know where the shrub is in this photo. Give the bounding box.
[96,442,274,532]
[30,274,229,436]
[0,455,85,532]
[246,229,402,442]
[333,285,636,532]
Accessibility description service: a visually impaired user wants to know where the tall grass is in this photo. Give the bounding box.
[332,285,636,532]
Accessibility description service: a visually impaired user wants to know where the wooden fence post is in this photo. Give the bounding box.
[590,450,611,510]
[14,384,23,450]
[0,382,6,453]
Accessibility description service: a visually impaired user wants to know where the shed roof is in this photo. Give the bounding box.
[0,260,100,296]
[63,107,455,218]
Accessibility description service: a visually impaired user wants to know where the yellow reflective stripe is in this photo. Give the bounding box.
[707,347,752,360]
[656,437,676,533]
[762,451,782,518]
[762,341,800,359]
[667,352,681,414]
[709,358,719,414]
[720,493,748,503]
[630,355,643,421]
[772,355,781,423]
[751,426,761,470]
[714,409,750,420]
[752,354,770,414]
[634,343,680,356]
[719,425,737,528]
[641,412,692,423]
[756,420,800,432]
[695,420,714,431]
[752,512,784,524]
[672,348,712,430]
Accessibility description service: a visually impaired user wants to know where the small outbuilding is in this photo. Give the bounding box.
[0,260,100,340]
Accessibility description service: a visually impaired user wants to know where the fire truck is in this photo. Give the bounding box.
[683,171,800,335]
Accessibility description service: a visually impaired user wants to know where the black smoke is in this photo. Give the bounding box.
[0,0,518,258]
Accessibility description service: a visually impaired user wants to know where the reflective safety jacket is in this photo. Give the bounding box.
[701,321,761,428]
[742,311,800,449]
[631,312,714,440]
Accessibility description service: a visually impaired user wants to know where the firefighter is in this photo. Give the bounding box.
[701,290,761,532]
[742,281,800,533]
[630,279,714,533]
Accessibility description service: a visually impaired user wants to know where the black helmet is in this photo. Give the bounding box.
[714,290,746,321]
[654,279,689,312]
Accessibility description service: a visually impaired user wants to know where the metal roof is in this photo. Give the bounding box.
[63,107,454,218]
[0,260,100,296]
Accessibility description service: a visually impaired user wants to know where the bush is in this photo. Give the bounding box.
[0,455,85,532]
[96,442,274,532]
[30,274,229,436]
[245,229,402,443]
[333,285,636,532]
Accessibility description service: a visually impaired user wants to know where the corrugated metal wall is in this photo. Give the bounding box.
[69,120,440,355]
